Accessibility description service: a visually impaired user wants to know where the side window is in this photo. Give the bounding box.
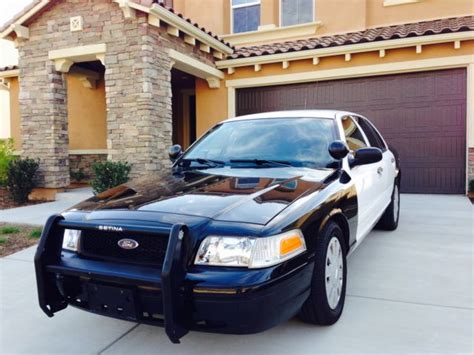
[232,0,261,33]
[342,116,367,151]
[357,117,387,151]
[281,0,314,27]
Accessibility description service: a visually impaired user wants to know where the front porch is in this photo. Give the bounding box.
[1,0,232,189]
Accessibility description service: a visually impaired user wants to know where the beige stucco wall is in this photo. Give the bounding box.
[8,77,20,150]
[196,78,228,137]
[67,75,107,150]
[366,0,474,28]
[173,0,230,35]
[176,0,474,42]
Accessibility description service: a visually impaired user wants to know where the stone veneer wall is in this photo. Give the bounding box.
[468,148,474,190]
[69,154,107,181]
[17,0,214,187]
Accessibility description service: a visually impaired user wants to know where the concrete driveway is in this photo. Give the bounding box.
[0,194,472,354]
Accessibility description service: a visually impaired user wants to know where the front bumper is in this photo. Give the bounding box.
[35,215,312,343]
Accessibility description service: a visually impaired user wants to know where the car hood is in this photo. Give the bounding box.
[69,167,334,225]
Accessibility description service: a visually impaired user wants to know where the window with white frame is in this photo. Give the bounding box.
[232,0,261,33]
[281,0,314,27]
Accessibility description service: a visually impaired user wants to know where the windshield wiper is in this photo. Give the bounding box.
[229,159,294,168]
[179,158,226,169]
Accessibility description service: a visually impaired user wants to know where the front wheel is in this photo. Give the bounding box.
[298,222,347,325]
[376,181,400,231]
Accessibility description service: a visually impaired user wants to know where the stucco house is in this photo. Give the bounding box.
[0,0,473,194]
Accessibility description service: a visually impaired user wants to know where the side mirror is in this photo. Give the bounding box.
[168,144,183,162]
[350,147,382,167]
[328,140,350,160]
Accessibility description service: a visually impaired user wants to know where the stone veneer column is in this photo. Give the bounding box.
[18,54,70,188]
[105,18,172,179]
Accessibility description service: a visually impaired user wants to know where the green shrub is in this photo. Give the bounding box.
[29,228,43,239]
[469,180,474,193]
[0,226,20,234]
[0,236,7,244]
[0,139,15,187]
[70,168,87,182]
[91,161,131,194]
[6,158,40,203]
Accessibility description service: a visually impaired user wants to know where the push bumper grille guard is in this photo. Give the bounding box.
[34,215,190,343]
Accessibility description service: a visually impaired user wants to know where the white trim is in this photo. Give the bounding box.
[0,69,19,78]
[225,55,474,88]
[227,86,236,117]
[221,21,322,46]
[48,44,107,72]
[279,0,315,28]
[217,32,474,69]
[69,149,108,155]
[384,0,421,7]
[169,49,224,89]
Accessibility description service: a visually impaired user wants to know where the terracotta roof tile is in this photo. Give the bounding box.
[230,16,474,59]
[0,65,19,72]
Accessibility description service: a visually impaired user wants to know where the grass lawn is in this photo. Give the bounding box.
[0,223,42,257]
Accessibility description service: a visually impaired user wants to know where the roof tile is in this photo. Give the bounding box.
[230,16,474,59]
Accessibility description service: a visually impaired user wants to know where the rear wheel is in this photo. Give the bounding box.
[376,181,400,230]
[299,222,347,325]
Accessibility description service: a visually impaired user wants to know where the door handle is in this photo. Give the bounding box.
[377,167,383,175]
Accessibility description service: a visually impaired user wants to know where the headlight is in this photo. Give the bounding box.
[62,229,81,251]
[195,230,306,269]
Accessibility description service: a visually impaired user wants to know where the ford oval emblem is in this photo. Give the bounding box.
[117,238,139,250]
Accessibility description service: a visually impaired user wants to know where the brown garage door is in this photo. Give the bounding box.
[236,69,467,194]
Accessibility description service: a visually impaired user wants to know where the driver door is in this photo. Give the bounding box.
[341,115,385,241]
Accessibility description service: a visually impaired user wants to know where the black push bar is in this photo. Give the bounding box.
[34,214,191,344]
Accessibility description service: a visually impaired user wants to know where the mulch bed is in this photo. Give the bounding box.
[0,188,43,210]
[0,223,42,257]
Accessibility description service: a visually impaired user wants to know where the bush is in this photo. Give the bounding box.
[70,168,87,182]
[0,226,20,234]
[29,228,43,239]
[91,161,131,194]
[0,139,14,187]
[6,158,40,203]
[469,179,474,193]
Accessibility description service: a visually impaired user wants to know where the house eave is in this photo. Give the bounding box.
[217,31,474,69]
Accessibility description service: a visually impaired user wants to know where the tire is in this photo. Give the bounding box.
[376,180,400,231]
[298,221,347,325]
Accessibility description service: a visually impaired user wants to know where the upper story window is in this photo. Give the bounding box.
[157,0,173,7]
[281,0,314,27]
[232,0,261,33]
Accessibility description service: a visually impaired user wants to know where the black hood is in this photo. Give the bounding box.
[69,167,334,225]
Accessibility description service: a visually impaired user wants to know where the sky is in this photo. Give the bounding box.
[0,0,34,67]
[0,0,33,28]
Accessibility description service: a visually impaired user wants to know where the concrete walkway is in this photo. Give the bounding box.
[0,194,472,354]
[0,188,93,225]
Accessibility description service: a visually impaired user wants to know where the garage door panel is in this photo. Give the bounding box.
[236,69,466,194]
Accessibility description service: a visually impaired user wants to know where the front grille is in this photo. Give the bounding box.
[79,230,168,266]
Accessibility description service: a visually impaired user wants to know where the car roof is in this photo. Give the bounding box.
[223,110,358,122]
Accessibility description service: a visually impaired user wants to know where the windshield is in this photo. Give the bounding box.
[182,118,339,169]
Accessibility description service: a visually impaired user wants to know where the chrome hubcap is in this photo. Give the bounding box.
[325,237,344,310]
[393,185,399,222]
